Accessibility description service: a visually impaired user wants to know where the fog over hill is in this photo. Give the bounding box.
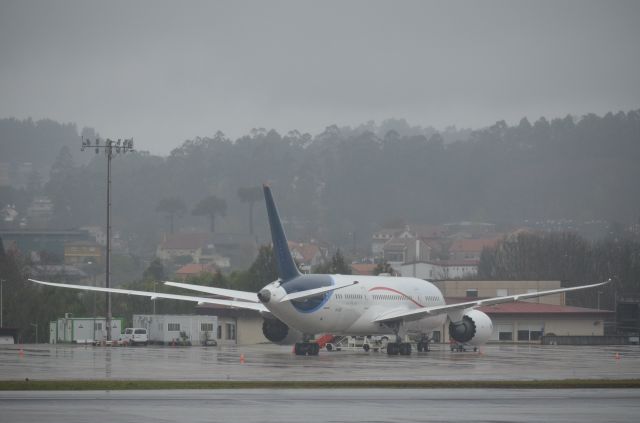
[1,109,638,255]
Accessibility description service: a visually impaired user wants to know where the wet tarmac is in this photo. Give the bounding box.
[1,343,639,381]
[0,389,638,423]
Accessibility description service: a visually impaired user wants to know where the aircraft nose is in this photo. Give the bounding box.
[257,289,271,303]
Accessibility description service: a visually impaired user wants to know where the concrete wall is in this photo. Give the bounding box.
[236,314,269,345]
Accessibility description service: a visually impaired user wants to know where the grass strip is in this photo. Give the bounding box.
[1,379,640,391]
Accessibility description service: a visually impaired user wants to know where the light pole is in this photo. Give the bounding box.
[0,278,5,328]
[153,281,157,315]
[597,290,603,310]
[30,322,38,344]
[81,137,134,341]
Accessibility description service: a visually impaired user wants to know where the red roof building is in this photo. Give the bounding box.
[435,297,613,343]
[175,263,218,280]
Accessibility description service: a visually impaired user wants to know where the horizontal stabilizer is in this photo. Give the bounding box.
[280,281,358,303]
[163,281,259,302]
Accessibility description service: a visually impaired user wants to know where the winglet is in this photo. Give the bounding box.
[263,184,301,282]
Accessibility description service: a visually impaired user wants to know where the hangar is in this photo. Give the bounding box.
[430,280,612,343]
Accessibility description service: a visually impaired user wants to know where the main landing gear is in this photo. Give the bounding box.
[386,341,412,355]
[416,335,431,352]
[385,324,412,356]
[294,335,320,356]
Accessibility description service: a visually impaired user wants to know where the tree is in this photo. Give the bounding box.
[237,186,263,235]
[155,196,187,234]
[374,261,395,276]
[233,245,279,292]
[313,249,351,274]
[143,259,165,282]
[192,195,227,233]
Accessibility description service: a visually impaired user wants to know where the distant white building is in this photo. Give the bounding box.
[133,314,219,345]
[395,261,478,280]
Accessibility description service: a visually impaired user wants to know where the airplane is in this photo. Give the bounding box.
[29,185,610,356]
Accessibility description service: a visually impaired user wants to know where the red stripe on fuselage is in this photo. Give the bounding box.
[368,286,424,307]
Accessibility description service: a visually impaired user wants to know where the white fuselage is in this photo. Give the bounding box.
[263,275,447,336]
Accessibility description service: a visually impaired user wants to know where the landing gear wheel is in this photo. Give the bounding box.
[326,343,333,352]
[294,342,320,356]
[417,342,424,352]
[399,342,412,355]
[363,344,370,352]
[387,342,400,355]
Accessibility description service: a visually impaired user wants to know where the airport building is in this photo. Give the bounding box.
[49,314,124,344]
[195,305,270,345]
[132,314,219,345]
[429,280,612,343]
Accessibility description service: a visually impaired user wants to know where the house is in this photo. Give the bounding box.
[288,241,327,272]
[175,263,218,280]
[209,232,256,269]
[80,226,107,246]
[395,260,478,279]
[372,224,446,258]
[382,237,432,265]
[1,205,18,225]
[156,233,213,263]
[449,237,500,262]
[444,221,497,238]
[371,228,399,257]
[351,263,378,276]
[25,196,53,227]
[63,241,102,265]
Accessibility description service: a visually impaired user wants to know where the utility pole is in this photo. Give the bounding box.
[0,278,5,328]
[81,137,134,341]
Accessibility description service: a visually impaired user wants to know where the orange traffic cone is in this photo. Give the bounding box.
[240,353,245,364]
[18,345,24,357]
[615,352,620,360]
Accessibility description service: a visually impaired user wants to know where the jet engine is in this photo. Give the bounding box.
[448,310,493,345]
[262,317,303,344]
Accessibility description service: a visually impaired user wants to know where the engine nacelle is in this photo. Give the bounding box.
[261,317,303,345]
[448,310,493,346]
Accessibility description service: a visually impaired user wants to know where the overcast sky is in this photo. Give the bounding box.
[1,0,639,154]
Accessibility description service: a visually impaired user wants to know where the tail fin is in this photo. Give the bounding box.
[263,184,301,281]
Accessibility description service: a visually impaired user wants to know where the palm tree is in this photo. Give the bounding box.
[192,195,227,233]
[155,197,187,233]
[237,186,263,235]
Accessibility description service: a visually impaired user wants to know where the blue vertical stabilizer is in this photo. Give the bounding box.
[263,185,301,282]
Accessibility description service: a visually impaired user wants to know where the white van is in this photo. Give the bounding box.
[121,328,148,346]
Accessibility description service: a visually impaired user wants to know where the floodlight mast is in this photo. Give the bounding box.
[81,137,134,341]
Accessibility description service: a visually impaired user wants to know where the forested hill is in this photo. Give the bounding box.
[0,118,97,170]
[2,110,639,253]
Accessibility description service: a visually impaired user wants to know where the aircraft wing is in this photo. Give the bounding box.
[28,279,268,313]
[373,279,611,324]
[163,281,260,302]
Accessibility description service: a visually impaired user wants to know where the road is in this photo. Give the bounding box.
[1,343,639,381]
[0,389,638,423]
